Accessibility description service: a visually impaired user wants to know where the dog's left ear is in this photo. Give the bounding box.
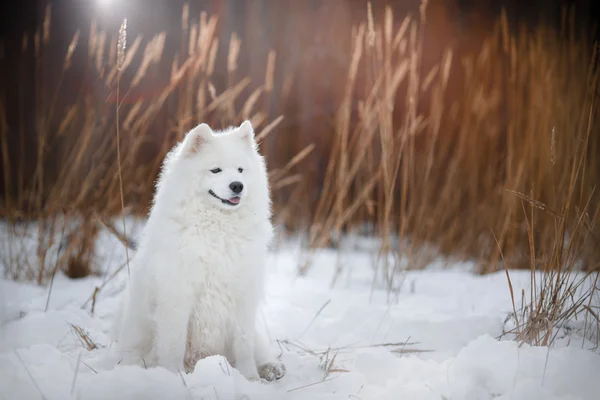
[182,123,212,157]
[237,120,257,148]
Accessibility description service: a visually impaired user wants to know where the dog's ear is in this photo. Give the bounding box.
[237,120,257,148]
[182,123,212,156]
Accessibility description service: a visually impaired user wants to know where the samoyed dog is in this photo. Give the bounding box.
[110,120,285,382]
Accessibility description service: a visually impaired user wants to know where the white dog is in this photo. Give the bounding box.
[110,120,285,382]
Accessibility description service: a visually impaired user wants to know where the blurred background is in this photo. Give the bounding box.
[1,0,599,282]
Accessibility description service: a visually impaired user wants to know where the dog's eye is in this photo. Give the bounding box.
[238,168,243,173]
[210,168,222,174]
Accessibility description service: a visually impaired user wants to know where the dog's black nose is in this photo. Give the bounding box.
[229,181,243,194]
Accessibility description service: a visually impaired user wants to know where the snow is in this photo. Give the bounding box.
[1,219,599,400]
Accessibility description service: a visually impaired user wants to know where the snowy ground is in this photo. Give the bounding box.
[1,219,599,400]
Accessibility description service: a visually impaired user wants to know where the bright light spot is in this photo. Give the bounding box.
[96,0,114,8]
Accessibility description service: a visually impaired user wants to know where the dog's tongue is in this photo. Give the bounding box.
[229,196,241,204]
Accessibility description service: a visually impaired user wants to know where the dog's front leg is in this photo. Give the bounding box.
[232,305,260,381]
[153,282,193,373]
[254,331,287,382]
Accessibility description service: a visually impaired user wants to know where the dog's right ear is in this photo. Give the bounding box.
[181,123,212,156]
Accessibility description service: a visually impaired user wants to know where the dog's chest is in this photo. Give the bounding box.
[182,228,260,292]
[184,235,255,346]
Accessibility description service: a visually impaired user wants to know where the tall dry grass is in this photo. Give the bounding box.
[501,54,600,347]
[303,4,599,274]
[299,2,599,345]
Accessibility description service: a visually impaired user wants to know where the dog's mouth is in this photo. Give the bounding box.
[209,190,241,206]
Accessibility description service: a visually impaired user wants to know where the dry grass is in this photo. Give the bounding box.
[301,4,600,283]
[278,337,430,384]
[69,322,101,351]
[500,70,600,347]
[295,2,600,345]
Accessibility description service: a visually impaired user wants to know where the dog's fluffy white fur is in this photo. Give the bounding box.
[110,121,285,381]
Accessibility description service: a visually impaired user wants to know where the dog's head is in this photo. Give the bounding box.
[163,120,269,213]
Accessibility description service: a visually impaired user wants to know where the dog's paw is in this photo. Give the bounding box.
[257,361,286,382]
